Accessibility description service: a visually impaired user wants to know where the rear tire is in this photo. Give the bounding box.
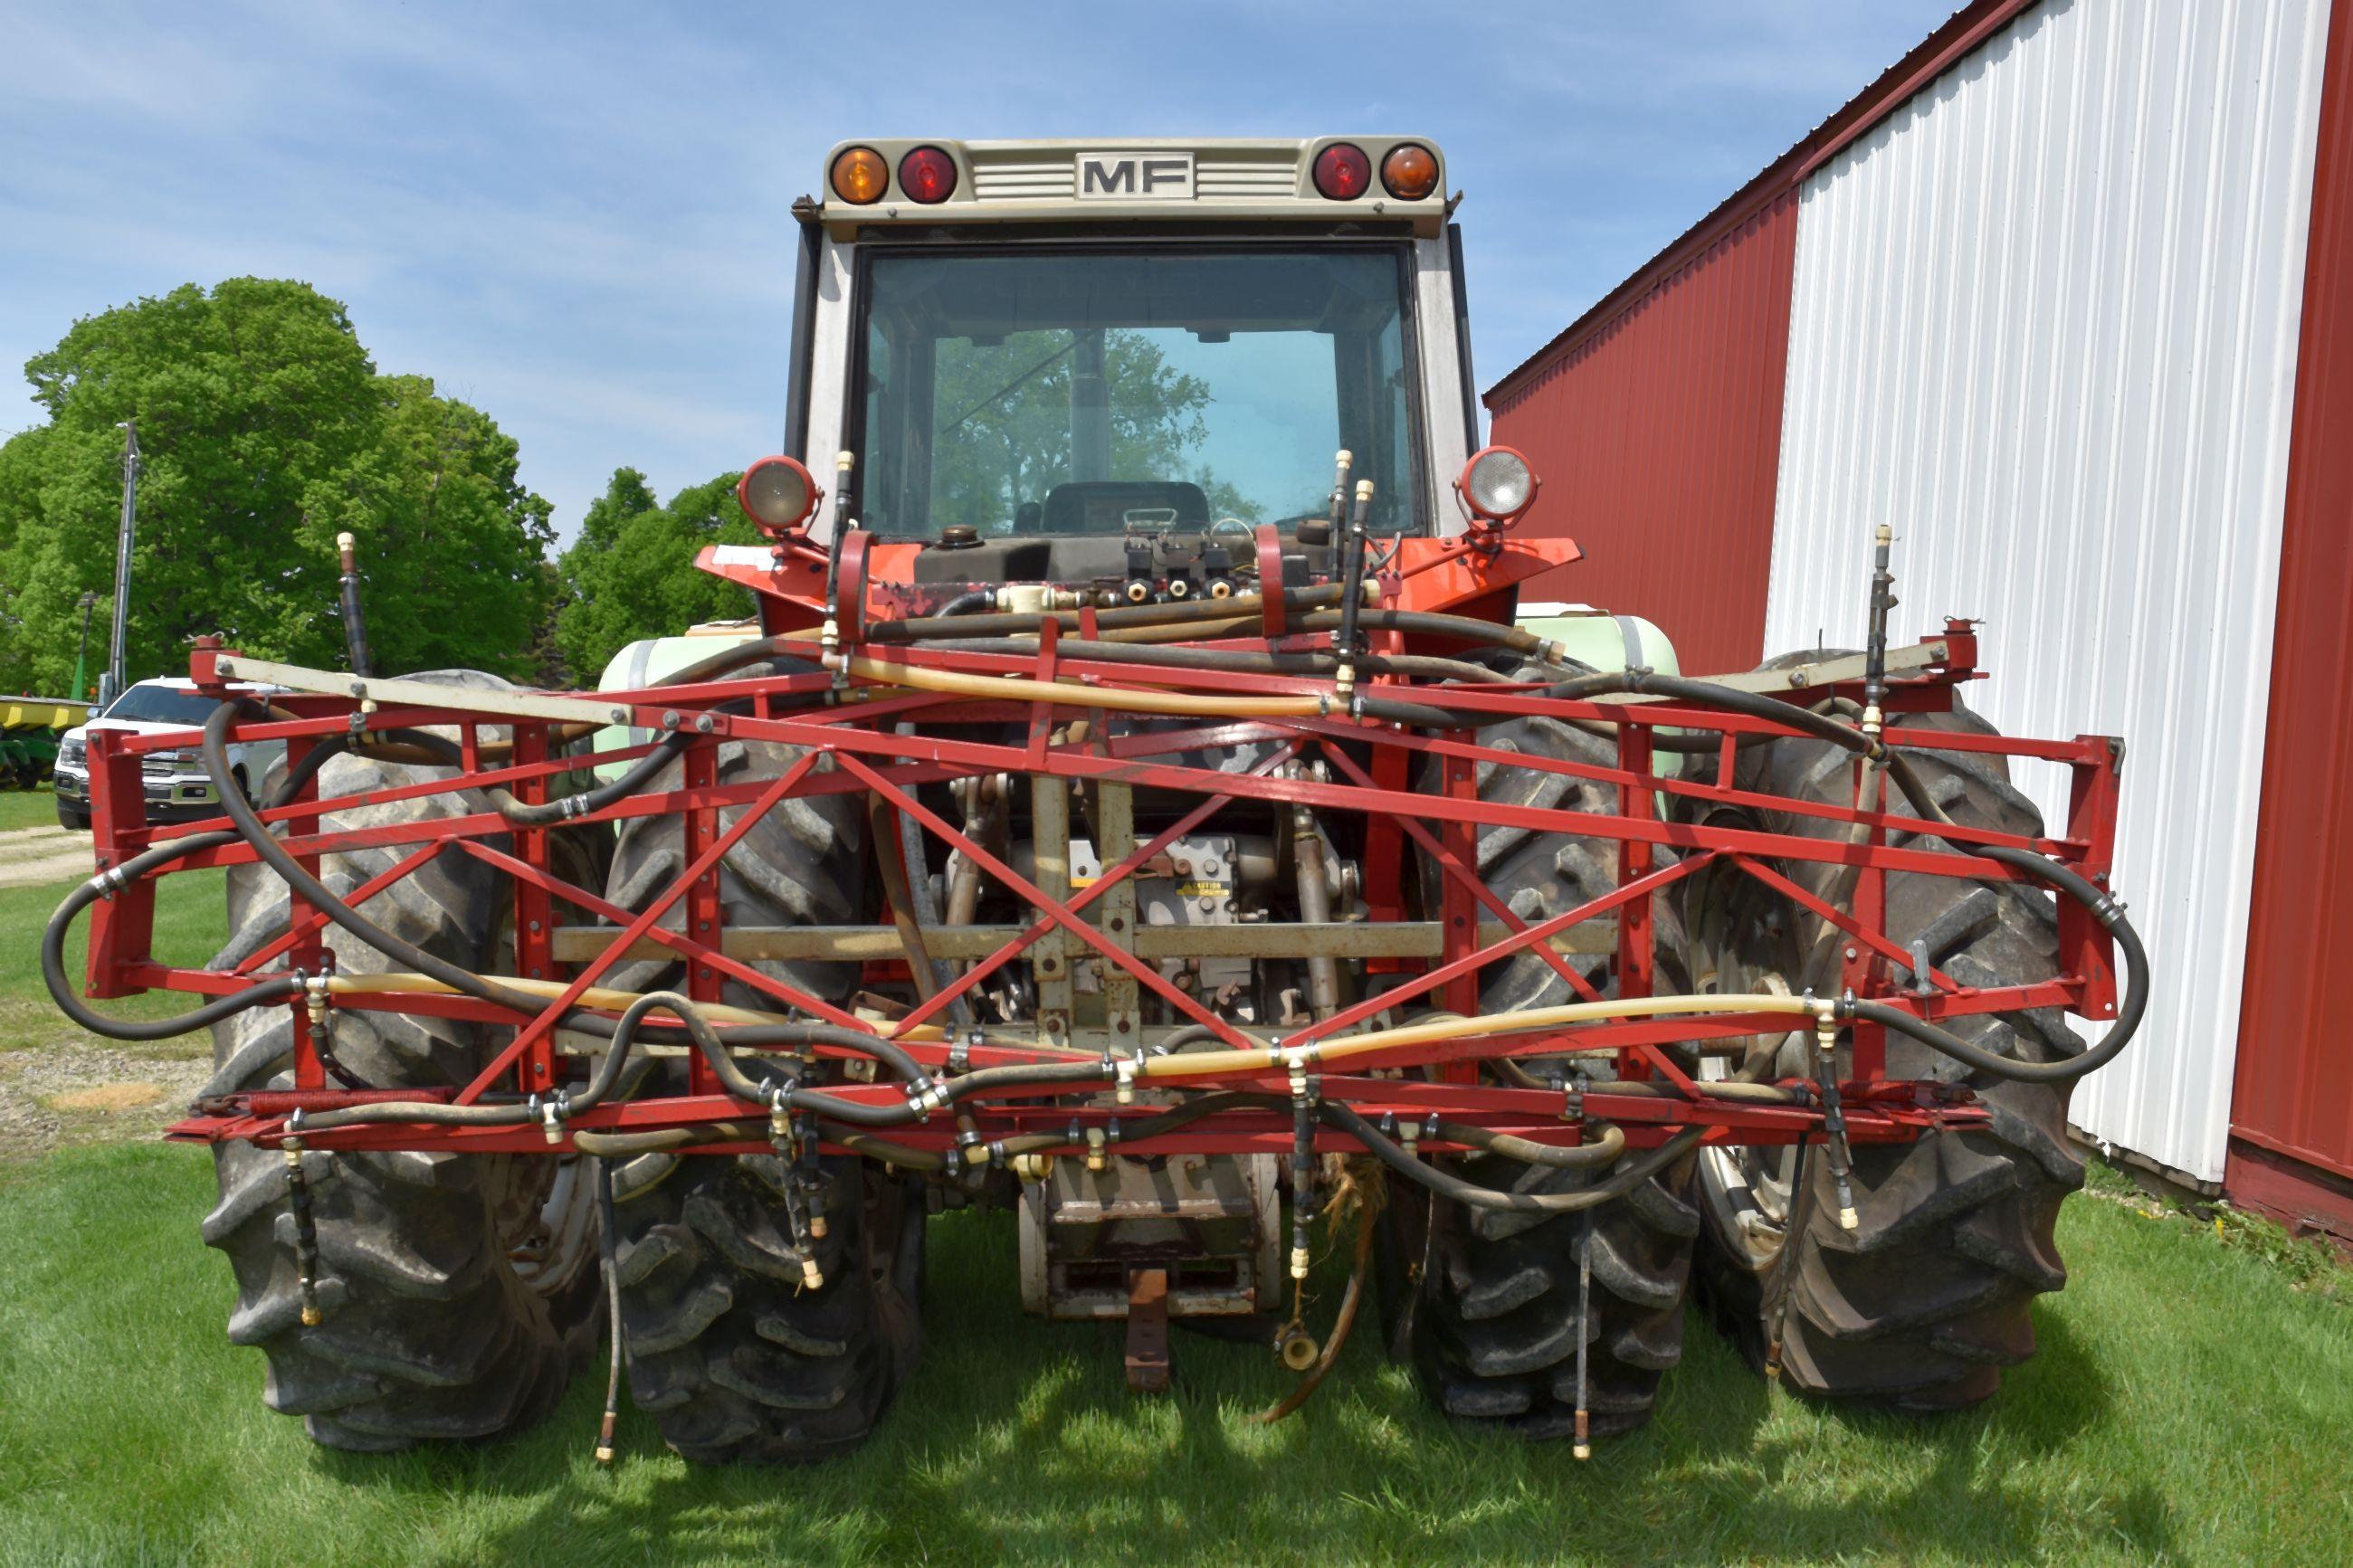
[598,725,922,1462]
[1681,670,2085,1409]
[607,1152,925,1464]
[1379,659,1700,1441]
[202,673,603,1450]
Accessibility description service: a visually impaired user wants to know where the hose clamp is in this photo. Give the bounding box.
[86,864,129,899]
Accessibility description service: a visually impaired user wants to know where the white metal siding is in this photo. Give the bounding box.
[1765,0,2333,1181]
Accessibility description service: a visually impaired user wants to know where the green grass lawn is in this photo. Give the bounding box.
[0,856,227,1060]
[0,786,63,832]
[0,1148,2346,1566]
[2,860,2348,1565]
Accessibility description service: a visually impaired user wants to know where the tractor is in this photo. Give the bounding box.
[48,136,2140,1463]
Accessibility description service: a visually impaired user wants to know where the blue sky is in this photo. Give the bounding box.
[0,0,1957,542]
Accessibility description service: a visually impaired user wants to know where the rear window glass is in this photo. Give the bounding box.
[103,684,217,726]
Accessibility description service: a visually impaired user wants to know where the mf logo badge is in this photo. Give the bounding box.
[1075,151,1195,200]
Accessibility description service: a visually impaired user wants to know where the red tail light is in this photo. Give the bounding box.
[897,146,958,204]
[1311,143,1370,201]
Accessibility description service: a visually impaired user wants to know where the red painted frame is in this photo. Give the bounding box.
[81,545,2120,1171]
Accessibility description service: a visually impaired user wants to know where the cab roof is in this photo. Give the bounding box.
[814,137,1449,237]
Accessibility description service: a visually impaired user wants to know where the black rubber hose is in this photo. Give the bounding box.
[572,1118,947,1165]
[595,1156,623,1463]
[1324,1099,1702,1213]
[1336,663,2148,1083]
[1430,1118,1628,1168]
[201,701,561,1029]
[502,734,688,828]
[41,727,363,1041]
[1291,606,1544,658]
[715,1022,930,1085]
[783,1058,1115,1128]
[1336,507,1368,661]
[293,984,672,1131]
[1845,752,2151,1086]
[914,636,1510,687]
[661,635,795,687]
[376,725,691,831]
[1495,674,2156,1088]
[1358,693,1496,730]
[938,590,996,618]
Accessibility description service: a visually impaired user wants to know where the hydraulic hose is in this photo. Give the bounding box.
[1136,994,1819,1081]
[1861,749,2151,1085]
[834,655,1332,719]
[293,987,681,1131]
[42,726,365,1041]
[1253,1211,1374,1424]
[1519,673,2155,1087]
[867,583,1362,643]
[595,1157,623,1464]
[1325,1099,1703,1214]
[293,993,948,1134]
[1430,1118,1627,1168]
[201,701,559,1027]
[571,1118,949,1168]
[916,637,1510,687]
[367,723,691,830]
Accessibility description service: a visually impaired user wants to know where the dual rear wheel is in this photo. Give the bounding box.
[201,663,2086,1459]
[1377,661,2085,1440]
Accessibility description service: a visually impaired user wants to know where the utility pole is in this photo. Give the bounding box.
[72,592,97,703]
[102,421,138,709]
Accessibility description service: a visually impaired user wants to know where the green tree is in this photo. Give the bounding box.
[550,469,760,681]
[0,278,553,695]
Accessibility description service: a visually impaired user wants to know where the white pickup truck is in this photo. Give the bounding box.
[50,678,284,831]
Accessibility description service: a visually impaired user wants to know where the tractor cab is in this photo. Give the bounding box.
[784,138,1477,559]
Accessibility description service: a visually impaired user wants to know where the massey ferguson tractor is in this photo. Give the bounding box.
[48,137,2142,1464]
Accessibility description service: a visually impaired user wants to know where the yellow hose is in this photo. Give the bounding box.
[840,654,1329,717]
[1136,993,1818,1080]
[326,972,956,1041]
[325,977,1813,1079]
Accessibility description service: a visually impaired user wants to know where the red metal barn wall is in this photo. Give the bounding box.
[1485,199,1796,675]
[1490,0,2353,1224]
[1484,0,2052,678]
[2229,0,2353,1242]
